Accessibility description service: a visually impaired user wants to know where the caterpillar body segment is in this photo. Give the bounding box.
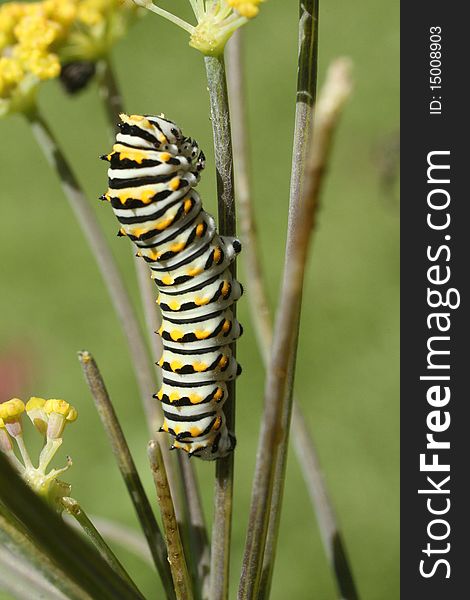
[101,114,242,460]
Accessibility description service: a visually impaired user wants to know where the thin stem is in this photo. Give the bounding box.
[26,108,160,435]
[204,53,236,600]
[66,514,153,567]
[78,350,175,599]
[0,454,142,600]
[14,434,33,469]
[61,497,141,596]
[135,1,195,33]
[98,53,210,556]
[238,52,354,599]
[148,441,194,600]
[177,452,211,600]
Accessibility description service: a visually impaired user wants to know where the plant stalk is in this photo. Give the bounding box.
[148,441,194,600]
[61,497,141,595]
[204,53,236,600]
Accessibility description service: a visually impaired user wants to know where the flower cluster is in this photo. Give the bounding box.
[135,0,265,56]
[0,396,78,511]
[0,0,138,116]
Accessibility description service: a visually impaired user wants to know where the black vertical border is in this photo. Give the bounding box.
[401,4,469,598]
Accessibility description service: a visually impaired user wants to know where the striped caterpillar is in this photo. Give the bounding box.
[100,114,242,460]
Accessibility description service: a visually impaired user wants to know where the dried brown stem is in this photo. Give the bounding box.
[148,441,194,600]
[238,48,353,599]
[77,350,175,599]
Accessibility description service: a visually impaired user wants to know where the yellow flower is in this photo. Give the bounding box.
[1,0,139,116]
[0,396,78,511]
[136,0,266,56]
[227,0,264,19]
[0,398,25,421]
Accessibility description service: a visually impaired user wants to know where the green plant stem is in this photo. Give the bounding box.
[0,508,83,600]
[0,543,69,600]
[98,54,211,574]
[61,497,141,596]
[148,441,194,600]
[0,454,142,600]
[228,9,357,599]
[204,53,236,600]
[78,350,175,599]
[25,108,159,435]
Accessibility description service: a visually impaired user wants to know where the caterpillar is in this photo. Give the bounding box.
[100,113,242,460]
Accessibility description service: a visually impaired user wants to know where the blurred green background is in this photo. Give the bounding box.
[0,1,399,598]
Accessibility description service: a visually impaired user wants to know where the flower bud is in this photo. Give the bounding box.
[25,396,48,435]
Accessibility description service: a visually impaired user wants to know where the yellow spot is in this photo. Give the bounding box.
[156,217,174,231]
[169,391,180,402]
[129,227,149,238]
[189,426,202,437]
[158,325,164,335]
[221,281,230,297]
[193,362,207,372]
[170,242,186,253]
[184,199,193,213]
[195,223,205,237]
[195,296,209,306]
[214,388,223,401]
[222,320,231,333]
[187,267,203,277]
[169,300,180,310]
[144,249,160,261]
[160,152,171,162]
[157,357,164,367]
[113,144,149,164]
[213,416,222,431]
[161,275,174,285]
[170,360,183,372]
[189,393,203,404]
[195,330,210,340]
[161,422,169,432]
[108,187,155,205]
[213,247,222,263]
[156,390,163,400]
[170,329,184,341]
[218,356,229,369]
[169,177,180,191]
